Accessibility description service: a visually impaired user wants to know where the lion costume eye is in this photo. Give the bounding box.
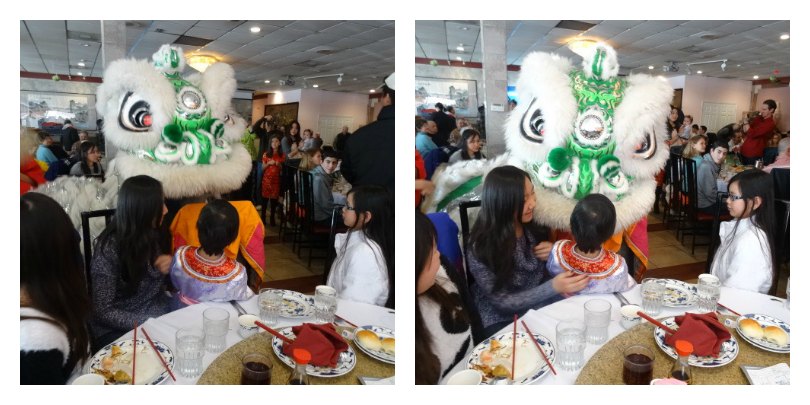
[520,98,545,143]
[176,85,207,118]
[634,129,657,160]
[118,92,152,132]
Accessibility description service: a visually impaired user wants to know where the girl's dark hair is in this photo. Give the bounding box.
[267,135,283,159]
[456,129,485,160]
[96,175,166,296]
[414,211,470,384]
[434,102,445,112]
[79,141,104,176]
[197,200,239,256]
[725,169,778,280]
[469,165,536,291]
[667,105,684,133]
[342,185,395,308]
[570,194,616,253]
[21,193,92,368]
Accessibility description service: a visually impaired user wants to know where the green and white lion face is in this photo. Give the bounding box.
[96,45,250,199]
[505,42,672,232]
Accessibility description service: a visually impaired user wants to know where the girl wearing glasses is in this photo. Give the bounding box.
[326,185,395,308]
[709,169,777,293]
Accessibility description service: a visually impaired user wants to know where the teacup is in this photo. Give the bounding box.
[447,369,483,385]
[238,314,260,338]
[71,373,106,385]
[620,304,642,329]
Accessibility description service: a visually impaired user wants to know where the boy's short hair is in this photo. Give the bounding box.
[197,199,239,256]
[570,194,616,253]
[321,148,339,161]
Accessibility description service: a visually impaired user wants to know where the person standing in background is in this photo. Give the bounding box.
[740,99,777,165]
[334,126,351,153]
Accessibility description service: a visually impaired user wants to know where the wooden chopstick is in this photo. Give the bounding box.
[511,314,517,382]
[636,311,677,335]
[255,320,294,344]
[520,320,557,376]
[141,327,177,382]
[132,321,137,385]
[717,302,741,316]
[335,314,358,328]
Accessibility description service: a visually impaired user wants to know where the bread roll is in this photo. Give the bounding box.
[763,326,789,346]
[381,337,395,354]
[739,318,763,339]
[356,329,382,351]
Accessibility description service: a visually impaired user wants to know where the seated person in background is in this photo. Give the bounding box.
[327,185,394,308]
[467,166,588,336]
[697,141,729,216]
[21,193,92,384]
[68,130,89,161]
[415,211,472,384]
[35,131,58,165]
[170,200,254,306]
[20,127,46,195]
[297,148,322,172]
[547,194,635,295]
[310,148,340,224]
[681,134,707,166]
[764,137,790,173]
[69,141,104,177]
[710,170,776,294]
[415,117,439,157]
[448,128,486,164]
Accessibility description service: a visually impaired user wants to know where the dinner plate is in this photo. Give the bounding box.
[353,325,395,364]
[86,338,174,385]
[735,313,790,353]
[277,290,314,318]
[656,279,697,307]
[466,331,556,385]
[271,327,356,377]
[653,317,739,368]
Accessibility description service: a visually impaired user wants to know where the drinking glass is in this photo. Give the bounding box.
[584,299,612,344]
[641,278,664,316]
[175,328,205,378]
[203,307,230,353]
[556,319,586,371]
[241,353,272,385]
[258,288,282,326]
[622,345,655,385]
[696,274,721,313]
[314,285,338,324]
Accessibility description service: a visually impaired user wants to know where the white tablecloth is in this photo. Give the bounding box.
[442,284,789,385]
[112,296,394,385]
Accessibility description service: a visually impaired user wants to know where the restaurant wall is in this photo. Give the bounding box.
[414,64,521,110]
[756,86,790,132]
[682,76,752,130]
[21,77,100,95]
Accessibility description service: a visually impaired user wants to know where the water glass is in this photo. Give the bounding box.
[641,278,664,316]
[696,274,721,313]
[584,299,612,344]
[175,328,205,378]
[622,344,655,385]
[556,319,586,371]
[314,285,338,324]
[259,288,282,326]
[241,353,272,385]
[203,307,230,353]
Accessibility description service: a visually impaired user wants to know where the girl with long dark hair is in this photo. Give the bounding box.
[448,128,486,164]
[69,141,104,177]
[415,211,472,384]
[710,169,777,293]
[21,193,92,384]
[326,185,395,308]
[90,175,172,349]
[467,166,588,335]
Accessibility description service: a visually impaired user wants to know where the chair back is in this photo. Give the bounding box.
[459,200,482,279]
[296,170,316,231]
[680,157,699,218]
[81,209,116,292]
[771,168,789,201]
[323,205,347,283]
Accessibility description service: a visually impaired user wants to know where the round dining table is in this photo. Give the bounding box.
[441,283,789,385]
[100,295,395,385]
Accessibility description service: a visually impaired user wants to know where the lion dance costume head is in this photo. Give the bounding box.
[429,42,673,276]
[97,44,251,198]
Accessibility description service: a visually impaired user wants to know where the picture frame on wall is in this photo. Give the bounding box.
[415,77,479,118]
[20,91,97,135]
[264,102,300,131]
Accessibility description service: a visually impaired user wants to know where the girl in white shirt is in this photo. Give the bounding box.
[326,185,394,308]
[710,169,777,293]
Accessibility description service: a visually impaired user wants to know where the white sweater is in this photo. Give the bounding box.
[327,231,388,306]
[710,217,773,294]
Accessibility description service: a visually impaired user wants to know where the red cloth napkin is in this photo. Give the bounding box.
[282,323,348,368]
[664,312,731,357]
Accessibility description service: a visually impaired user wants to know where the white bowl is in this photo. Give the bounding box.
[71,373,106,385]
[447,369,483,385]
[620,304,642,329]
[238,314,260,338]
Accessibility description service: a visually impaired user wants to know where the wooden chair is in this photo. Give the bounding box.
[80,209,116,293]
[459,200,482,284]
[278,162,300,243]
[322,205,348,284]
[294,170,332,268]
[677,159,730,254]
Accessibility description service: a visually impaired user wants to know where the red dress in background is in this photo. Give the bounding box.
[261,151,285,199]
